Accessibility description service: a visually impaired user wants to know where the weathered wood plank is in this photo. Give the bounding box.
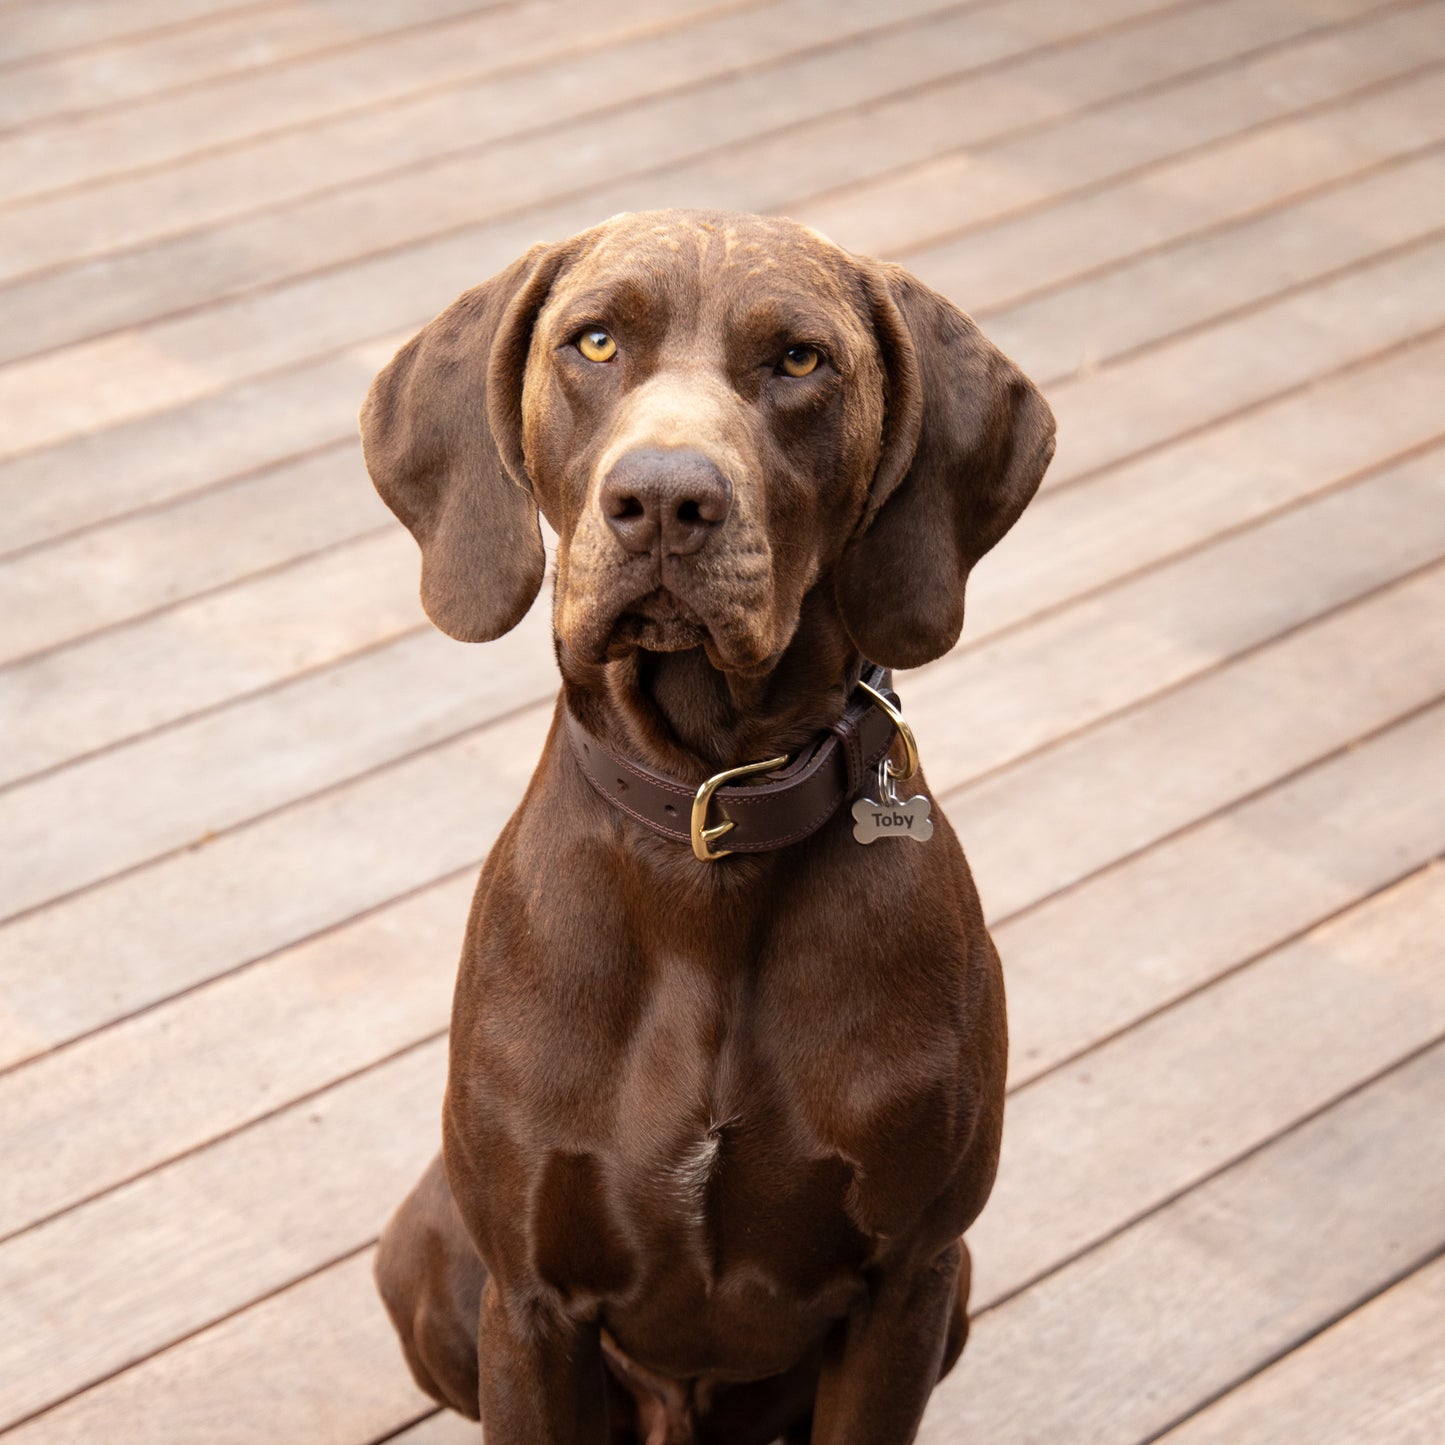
[4,562,1441,1239]
[972,863,1445,1309]
[0,0,1049,283]
[0,0,749,202]
[1157,1253,1445,1444]
[0,441,392,664]
[2,0,1427,548]
[0,345,381,557]
[1040,237,1445,486]
[0,0,275,69]
[0,0,1423,455]
[386,1410,478,1444]
[910,446,1445,783]
[0,1041,445,1429]
[0,700,548,1068]
[894,65,1445,306]
[0,0,501,130]
[0,872,470,1239]
[792,0,1444,255]
[967,331,1445,640]
[0,1251,426,1445]
[916,1040,1445,1443]
[952,560,1445,919]
[0,528,437,789]
[988,148,1445,386]
[0,0,1242,365]
[997,700,1445,1086]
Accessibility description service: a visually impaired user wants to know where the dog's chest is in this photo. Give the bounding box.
[515,965,968,1376]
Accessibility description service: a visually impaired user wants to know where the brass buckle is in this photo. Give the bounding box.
[690,754,788,862]
[857,678,919,782]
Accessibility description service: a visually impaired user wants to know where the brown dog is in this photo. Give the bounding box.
[363,209,1054,1443]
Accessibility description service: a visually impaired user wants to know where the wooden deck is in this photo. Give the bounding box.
[1,0,1443,1439]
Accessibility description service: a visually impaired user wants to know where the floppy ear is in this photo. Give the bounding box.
[359,242,572,642]
[834,264,1056,669]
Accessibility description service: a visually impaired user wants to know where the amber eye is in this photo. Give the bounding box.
[780,344,820,378]
[577,328,617,363]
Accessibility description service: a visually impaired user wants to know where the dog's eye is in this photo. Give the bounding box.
[577,329,617,363]
[779,345,820,378]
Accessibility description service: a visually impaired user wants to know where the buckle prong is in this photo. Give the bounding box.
[691,754,788,862]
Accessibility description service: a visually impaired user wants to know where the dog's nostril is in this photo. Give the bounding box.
[676,500,701,524]
[608,494,645,520]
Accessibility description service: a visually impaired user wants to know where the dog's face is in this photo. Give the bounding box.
[361,209,1054,672]
[525,213,891,670]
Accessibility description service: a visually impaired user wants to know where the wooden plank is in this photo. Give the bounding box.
[0,0,752,202]
[0,873,470,1238]
[909,445,1445,782]
[0,344,381,557]
[0,0,1037,283]
[1,3,1427,546]
[894,66,1445,306]
[1157,1253,1445,1444]
[1040,237,1445,486]
[0,528,437,788]
[0,441,392,664]
[952,560,1445,919]
[5,560,1442,1240]
[972,862,1445,1309]
[0,0,1420,453]
[0,0,1220,364]
[916,1040,1445,1443]
[0,605,551,916]
[0,0,502,131]
[0,700,548,1069]
[988,148,1445,386]
[791,0,1445,254]
[964,331,1445,640]
[0,1041,445,1429]
[997,701,1445,1087]
[0,1252,427,1445]
[0,0,277,69]
[2,450,1440,1058]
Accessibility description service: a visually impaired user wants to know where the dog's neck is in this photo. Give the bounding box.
[559,589,865,783]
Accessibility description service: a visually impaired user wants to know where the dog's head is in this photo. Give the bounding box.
[361,210,1054,672]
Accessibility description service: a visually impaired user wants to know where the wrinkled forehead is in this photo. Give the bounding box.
[538,211,874,356]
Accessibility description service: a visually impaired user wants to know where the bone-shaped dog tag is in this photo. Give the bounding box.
[851,792,933,844]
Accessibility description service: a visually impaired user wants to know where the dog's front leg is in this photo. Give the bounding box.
[476,1280,610,1443]
[809,1241,964,1444]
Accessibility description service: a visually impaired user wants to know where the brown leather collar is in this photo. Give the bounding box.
[564,663,903,860]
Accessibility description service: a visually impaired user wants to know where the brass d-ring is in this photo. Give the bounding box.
[857,679,920,783]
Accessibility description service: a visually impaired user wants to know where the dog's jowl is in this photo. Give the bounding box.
[362,209,1054,1444]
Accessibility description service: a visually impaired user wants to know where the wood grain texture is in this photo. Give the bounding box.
[1,0,1421,456]
[917,1041,1445,1443]
[1157,1253,1445,1444]
[2,0,1427,551]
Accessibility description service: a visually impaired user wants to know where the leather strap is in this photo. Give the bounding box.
[565,663,902,855]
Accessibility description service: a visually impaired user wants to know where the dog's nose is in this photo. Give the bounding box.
[600,449,733,557]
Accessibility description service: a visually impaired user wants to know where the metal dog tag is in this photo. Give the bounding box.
[851,760,933,845]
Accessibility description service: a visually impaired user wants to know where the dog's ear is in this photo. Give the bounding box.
[835,263,1056,668]
[359,242,572,642]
